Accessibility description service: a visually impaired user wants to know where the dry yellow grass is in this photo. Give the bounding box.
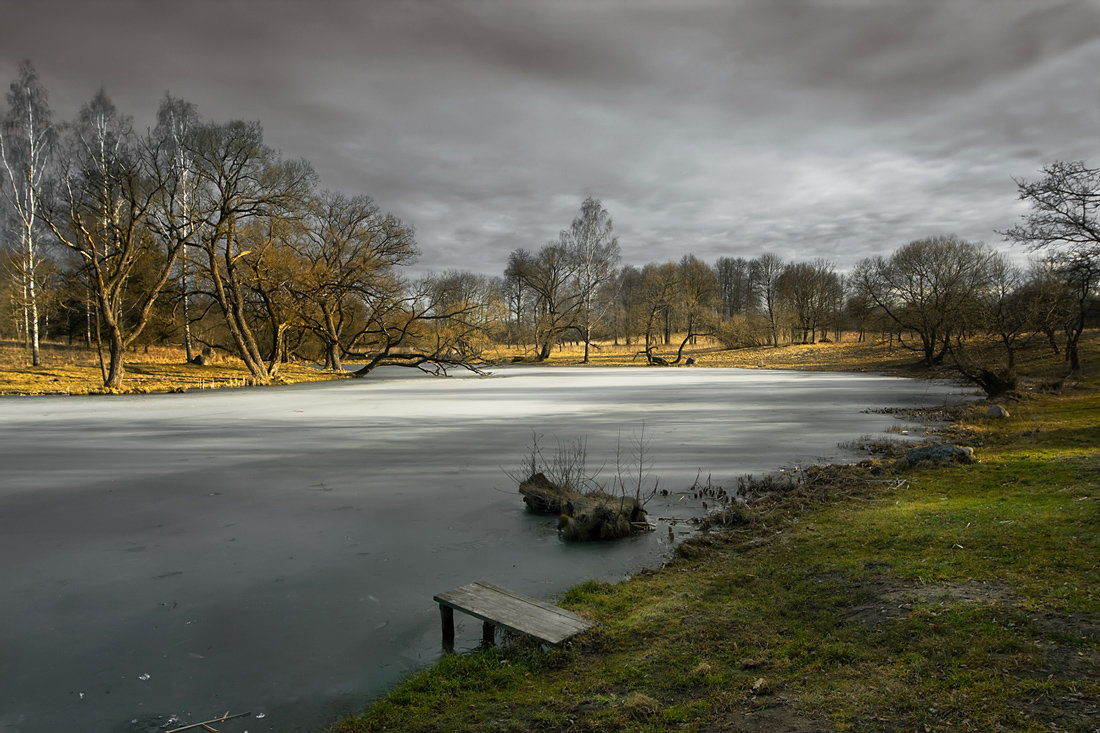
[487,335,921,373]
[3,332,1094,396]
[0,341,344,395]
[489,331,1099,385]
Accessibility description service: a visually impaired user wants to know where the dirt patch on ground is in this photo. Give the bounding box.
[700,701,834,732]
[1029,610,1100,683]
[843,575,1019,628]
[1031,610,1100,644]
[1006,690,1100,733]
[902,579,1018,605]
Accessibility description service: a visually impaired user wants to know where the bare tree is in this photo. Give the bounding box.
[715,256,754,316]
[237,216,312,368]
[670,254,719,362]
[853,236,999,367]
[636,261,678,363]
[505,240,581,361]
[419,270,502,362]
[1021,257,1085,357]
[292,190,418,371]
[41,90,184,389]
[502,257,530,348]
[777,258,841,343]
[946,253,1026,396]
[0,60,54,366]
[188,119,315,382]
[610,264,644,346]
[844,288,883,343]
[1003,160,1100,371]
[750,252,784,347]
[565,196,620,363]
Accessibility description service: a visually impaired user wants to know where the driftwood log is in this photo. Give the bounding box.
[519,472,651,541]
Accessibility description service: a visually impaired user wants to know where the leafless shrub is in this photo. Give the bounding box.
[614,423,659,504]
[714,314,771,349]
[508,432,602,493]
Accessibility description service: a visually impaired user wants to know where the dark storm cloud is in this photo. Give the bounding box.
[3,0,1099,274]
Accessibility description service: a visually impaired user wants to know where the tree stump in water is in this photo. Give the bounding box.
[519,473,651,541]
[519,472,571,514]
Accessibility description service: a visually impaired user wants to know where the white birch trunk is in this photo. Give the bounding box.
[1,63,51,366]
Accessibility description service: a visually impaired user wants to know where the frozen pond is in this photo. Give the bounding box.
[0,366,970,732]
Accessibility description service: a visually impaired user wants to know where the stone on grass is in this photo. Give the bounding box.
[986,404,1010,418]
[900,443,976,468]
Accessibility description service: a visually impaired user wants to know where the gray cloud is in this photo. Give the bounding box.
[3,0,1099,275]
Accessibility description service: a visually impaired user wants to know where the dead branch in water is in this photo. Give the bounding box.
[165,711,251,733]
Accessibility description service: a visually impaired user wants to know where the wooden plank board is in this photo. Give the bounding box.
[434,580,593,645]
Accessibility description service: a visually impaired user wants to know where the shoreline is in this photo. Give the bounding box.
[0,338,945,397]
[330,372,1099,732]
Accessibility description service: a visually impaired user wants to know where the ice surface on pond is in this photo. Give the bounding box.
[0,366,970,732]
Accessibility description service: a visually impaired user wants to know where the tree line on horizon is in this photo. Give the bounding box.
[2,61,1098,395]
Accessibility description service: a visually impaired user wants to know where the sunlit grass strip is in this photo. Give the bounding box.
[486,337,922,372]
[3,330,1097,395]
[0,343,345,395]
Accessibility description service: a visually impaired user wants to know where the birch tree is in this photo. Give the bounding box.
[0,60,54,365]
[566,197,620,363]
[151,94,202,363]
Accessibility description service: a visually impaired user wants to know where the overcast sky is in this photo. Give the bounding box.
[2,0,1099,276]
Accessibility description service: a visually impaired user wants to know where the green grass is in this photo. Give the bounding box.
[332,380,1100,732]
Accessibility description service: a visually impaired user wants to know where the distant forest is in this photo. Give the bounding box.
[2,62,1098,393]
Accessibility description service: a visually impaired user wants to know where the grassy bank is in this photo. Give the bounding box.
[333,360,1099,731]
[0,337,924,396]
[2,333,1087,395]
[0,342,345,395]
[491,334,1090,386]
[487,338,922,372]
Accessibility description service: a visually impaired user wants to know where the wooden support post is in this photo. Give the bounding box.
[481,621,495,648]
[440,604,455,653]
